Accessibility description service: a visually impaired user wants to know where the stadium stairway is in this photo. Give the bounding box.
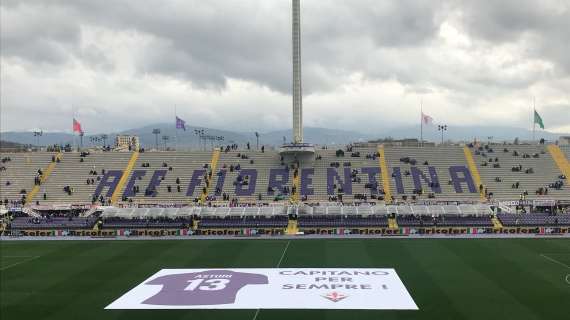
[378,145,392,203]
[388,216,398,229]
[291,167,300,203]
[27,153,62,203]
[200,149,221,204]
[286,219,299,235]
[463,146,486,201]
[111,151,139,204]
[547,145,570,180]
[491,215,503,229]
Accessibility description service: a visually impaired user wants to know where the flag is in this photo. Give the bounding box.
[73,118,83,133]
[176,116,186,131]
[177,229,189,236]
[534,110,544,129]
[421,112,433,125]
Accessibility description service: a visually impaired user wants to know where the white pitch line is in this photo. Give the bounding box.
[251,308,261,320]
[0,255,41,271]
[540,254,570,269]
[251,240,291,320]
[276,240,291,268]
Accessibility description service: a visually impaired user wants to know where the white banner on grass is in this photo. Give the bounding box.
[106,268,418,310]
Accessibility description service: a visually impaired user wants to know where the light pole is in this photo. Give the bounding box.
[438,125,448,145]
[152,129,161,150]
[217,136,224,149]
[162,135,170,150]
[194,129,205,150]
[79,131,85,149]
[255,132,260,150]
[33,130,43,151]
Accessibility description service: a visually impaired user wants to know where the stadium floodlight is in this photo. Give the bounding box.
[438,125,448,145]
[255,132,260,150]
[152,129,161,150]
[33,130,43,150]
[193,129,206,150]
[162,135,170,150]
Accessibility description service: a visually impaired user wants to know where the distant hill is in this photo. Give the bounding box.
[381,125,566,143]
[0,140,30,151]
[0,124,567,150]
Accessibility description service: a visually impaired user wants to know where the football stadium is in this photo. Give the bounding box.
[1,1,569,319]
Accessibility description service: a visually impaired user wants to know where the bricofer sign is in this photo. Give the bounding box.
[106,268,418,310]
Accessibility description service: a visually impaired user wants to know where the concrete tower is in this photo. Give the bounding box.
[292,0,303,144]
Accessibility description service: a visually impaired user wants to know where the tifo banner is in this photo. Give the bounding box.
[106,268,417,310]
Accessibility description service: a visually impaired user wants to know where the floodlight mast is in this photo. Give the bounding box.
[292,0,303,144]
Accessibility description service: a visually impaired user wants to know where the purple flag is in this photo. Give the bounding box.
[176,116,186,131]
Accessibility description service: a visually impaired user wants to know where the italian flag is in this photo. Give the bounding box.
[177,229,189,236]
[400,227,411,235]
[241,229,252,236]
[117,229,126,236]
[467,228,478,234]
[336,228,345,235]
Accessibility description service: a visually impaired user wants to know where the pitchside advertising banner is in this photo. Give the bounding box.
[106,268,418,310]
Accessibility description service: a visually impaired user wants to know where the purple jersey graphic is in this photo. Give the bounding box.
[143,270,268,305]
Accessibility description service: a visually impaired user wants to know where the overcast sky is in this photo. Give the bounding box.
[1,0,569,135]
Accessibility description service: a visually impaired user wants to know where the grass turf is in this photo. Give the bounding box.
[1,238,569,320]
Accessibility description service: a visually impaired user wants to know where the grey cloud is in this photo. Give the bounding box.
[1,2,81,64]
[2,0,448,94]
[457,0,570,73]
[1,0,569,134]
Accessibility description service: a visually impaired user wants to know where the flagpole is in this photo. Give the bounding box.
[175,105,178,151]
[72,104,76,152]
[532,97,536,142]
[529,101,532,142]
[420,99,423,148]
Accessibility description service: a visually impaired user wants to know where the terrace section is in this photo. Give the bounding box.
[472,144,568,200]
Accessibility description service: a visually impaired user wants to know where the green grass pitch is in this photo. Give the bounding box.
[1,238,569,320]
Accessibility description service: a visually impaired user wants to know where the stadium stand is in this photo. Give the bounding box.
[470,144,569,200]
[9,216,97,230]
[0,152,56,205]
[37,152,133,204]
[306,146,385,203]
[121,151,213,204]
[1,143,568,206]
[383,146,481,202]
[497,213,570,226]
